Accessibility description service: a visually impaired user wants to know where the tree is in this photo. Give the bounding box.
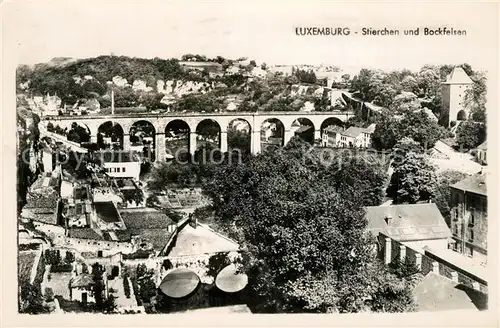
[65,251,75,264]
[371,112,400,150]
[91,263,106,308]
[19,282,48,314]
[202,145,416,313]
[389,152,438,204]
[455,121,486,150]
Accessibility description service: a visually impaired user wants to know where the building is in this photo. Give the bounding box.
[365,203,453,252]
[449,172,487,264]
[322,125,343,147]
[21,172,62,225]
[440,67,474,127]
[338,124,376,148]
[95,151,142,180]
[475,141,487,165]
[69,274,103,304]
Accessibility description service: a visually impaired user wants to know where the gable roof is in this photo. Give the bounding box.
[119,208,176,229]
[341,126,365,138]
[443,67,473,85]
[364,203,451,241]
[323,125,343,134]
[477,141,487,150]
[70,274,94,288]
[414,273,487,311]
[450,173,487,196]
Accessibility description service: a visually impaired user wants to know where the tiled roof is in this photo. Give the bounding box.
[364,203,452,241]
[21,208,58,225]
[94,202,121,223]
[18,251,37,284]
[450,173,487,196]
[323,125,343,134]
[119,208,176,229]
[294,126,313,134]
[443,67,473,85]
[341,126,365,138]
[68,228,104,240]
[477,141,487,150]
[115,228,174,251]
[414,273,486,311]
[70,274,94,288]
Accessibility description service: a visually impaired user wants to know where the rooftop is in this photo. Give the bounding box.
[166,223,239,257]
[68,227,104,240]
[443,67,473,85]
[450,172,487,196]
[70,274,94,288]
[364,203,452,241]
[414,273,487,311]
[119,208,176,229]
[95,151,141,163]
[94,201,121,223]
[477,141,487,150]
[18,251,37,284]
[341,126,365,138]
[115,228,174,251]
[323,125,343,134]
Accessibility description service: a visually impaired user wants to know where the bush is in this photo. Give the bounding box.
[51,263,73,273]
[44,287,54,302]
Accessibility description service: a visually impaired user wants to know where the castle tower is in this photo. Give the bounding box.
[440,67,473,127]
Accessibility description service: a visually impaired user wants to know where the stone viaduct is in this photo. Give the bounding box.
[42,111,353,160]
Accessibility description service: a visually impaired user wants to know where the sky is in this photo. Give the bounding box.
[2,0,498,75]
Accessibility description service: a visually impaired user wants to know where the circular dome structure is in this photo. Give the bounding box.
[159,268,200,298]
[215,264,248,293]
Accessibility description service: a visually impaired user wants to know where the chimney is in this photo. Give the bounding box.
[385,214,393,226]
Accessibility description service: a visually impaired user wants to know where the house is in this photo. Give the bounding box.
[475,141,487,165]
[21,172,62,225]
[449,172,487,264]
[69,274,97,304]
[95,151,142,180]
[365,203,453,251]
[339,124,375,148]
[440,67,474,127]
[322,125,343,147]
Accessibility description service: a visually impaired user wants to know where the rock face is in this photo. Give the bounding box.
[112,76,130,87]
[132,79,153,92]
[156,80,213,97]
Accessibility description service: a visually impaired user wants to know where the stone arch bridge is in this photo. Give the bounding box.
[42,111,353,160]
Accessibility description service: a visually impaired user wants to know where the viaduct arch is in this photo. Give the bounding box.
[42,111,353,161]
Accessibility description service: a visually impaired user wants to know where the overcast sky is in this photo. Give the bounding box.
[3,0,498,74]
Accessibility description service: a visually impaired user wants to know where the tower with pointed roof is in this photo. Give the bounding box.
[440,67,473,127]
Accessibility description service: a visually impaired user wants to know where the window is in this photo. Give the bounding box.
[470,212,475,226]
[122,167,126,173]
[469,229,474,242]
[116,167,121,173]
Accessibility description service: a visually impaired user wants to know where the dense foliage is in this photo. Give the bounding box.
[200,138,415,313]
[372,110,448,150]
[455,121,486,150]
[388,151,438,204]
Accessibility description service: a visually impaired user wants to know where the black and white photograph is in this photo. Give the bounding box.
[2,0,498,324]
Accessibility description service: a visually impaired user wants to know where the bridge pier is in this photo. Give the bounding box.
[189,132,197,156]
[251,130,261,154]
[155,133,165,162]
[314,129,321,142]
[284,130,294,146]
[122,134,131,151]
[220,131,228,153]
